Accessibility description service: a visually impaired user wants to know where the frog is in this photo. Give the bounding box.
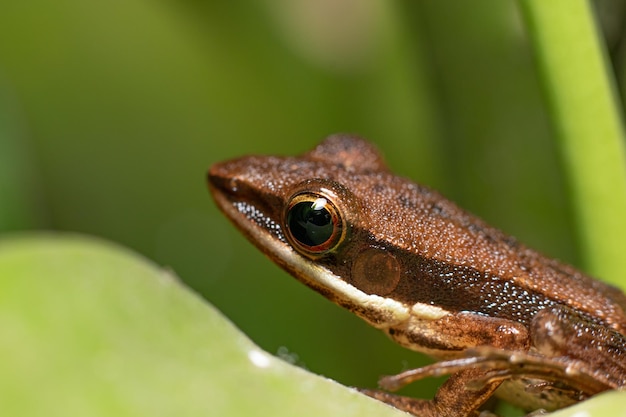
[208,134,626,416]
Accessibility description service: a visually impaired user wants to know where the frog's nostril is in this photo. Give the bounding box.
[207,164,240,196]
[227,177,239,193]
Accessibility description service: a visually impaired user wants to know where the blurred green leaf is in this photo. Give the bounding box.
[550,391,626,417]
[519,0,626,285]
[0,233,408,417]
[1,234,626,416]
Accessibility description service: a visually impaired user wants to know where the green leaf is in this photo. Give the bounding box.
[1,233,626,416]
[519,0,626,285]
[550,391,626,417]
[0,233,406,417]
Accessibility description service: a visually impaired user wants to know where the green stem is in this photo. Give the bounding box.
[0,91,40,232]
[519,0,626,285]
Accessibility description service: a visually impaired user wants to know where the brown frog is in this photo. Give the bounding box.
[208,134,626,416]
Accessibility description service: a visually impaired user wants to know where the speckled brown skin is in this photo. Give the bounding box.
[208,134,626,416]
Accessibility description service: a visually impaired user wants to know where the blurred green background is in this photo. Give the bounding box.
[1,0,625,397]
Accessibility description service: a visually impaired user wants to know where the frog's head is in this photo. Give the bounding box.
[208,134,420,328]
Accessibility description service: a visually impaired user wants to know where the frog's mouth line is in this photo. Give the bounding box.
[208,172,411,329]
[207,170,287,245]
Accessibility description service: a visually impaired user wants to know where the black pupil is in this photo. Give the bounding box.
[287,199,334,247]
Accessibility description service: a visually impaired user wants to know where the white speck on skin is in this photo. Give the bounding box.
[569,411,591,417]
[248,349,272,368]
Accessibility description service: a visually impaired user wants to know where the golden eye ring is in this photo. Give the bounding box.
[284,191,346,257]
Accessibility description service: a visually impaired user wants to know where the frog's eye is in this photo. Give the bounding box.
[285,192,345,257]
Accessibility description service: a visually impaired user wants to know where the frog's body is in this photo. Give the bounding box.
[208,135,626,416]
